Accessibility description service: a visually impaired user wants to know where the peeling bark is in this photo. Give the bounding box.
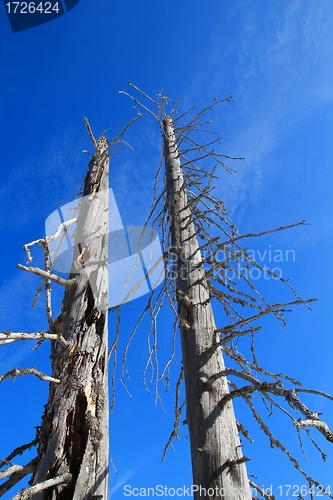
[31,137,109,499]
[163,117,251,500]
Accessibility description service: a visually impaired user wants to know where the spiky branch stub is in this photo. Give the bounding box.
[112,83,333,496]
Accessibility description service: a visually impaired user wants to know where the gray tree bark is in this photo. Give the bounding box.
[31,137,110,499]
[163,117,252,500]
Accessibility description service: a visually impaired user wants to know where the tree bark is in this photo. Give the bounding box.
[31,137,110,499]
[163,117,251,500]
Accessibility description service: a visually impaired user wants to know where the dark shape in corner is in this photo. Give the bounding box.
[63,0,79,12]
[3,0,80,33]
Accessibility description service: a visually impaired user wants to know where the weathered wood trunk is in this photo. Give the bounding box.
[32,137,110,499]
[163,117,251,500]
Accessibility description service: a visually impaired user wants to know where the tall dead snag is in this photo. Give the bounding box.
[30,134,110,499]
[27,136,109,499]
[0,113,144,498]
[25,132,111,499]
[163,116,251,499]
[116,84,333,499]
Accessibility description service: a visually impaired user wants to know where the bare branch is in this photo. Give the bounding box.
[162,367,185,461]
[0,461,36,481]
[294,387,333,401]
[40,241,53,331]
[214,299,316,335]
[245,395,333,499]
[0,331,69,347]
[0,439,37,470]
[205,327,261,357]
[296,420,333,443]
[118,89,159,121]
[31,279,45,308]
[209,369,333,447]
[0,458,37,497]
[236,421,254,443]
[17,264,74,287]
[84,117,98,147]
[226,220,309,245]
[128,82,159,105]
[109,307,120,412]
[10,472,72,500]
[23,218,77,265]
[0,367,60,385]
[249,480,275,500]
[109,112,143,148]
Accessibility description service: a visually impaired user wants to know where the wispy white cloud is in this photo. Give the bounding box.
[181,0,333,223]
[109,470,134,497]
[109,448,160,498]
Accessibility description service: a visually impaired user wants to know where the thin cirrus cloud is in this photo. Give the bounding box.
[182,0,333,219]
[109,449,161,498]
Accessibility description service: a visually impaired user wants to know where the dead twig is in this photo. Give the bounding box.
[10,472,72,500]
[17,265,74,287]
[0,331,69,347]
[0,458,37,497]
[84,117,98,147]
[0,439,37,470]
[0,367,60,385]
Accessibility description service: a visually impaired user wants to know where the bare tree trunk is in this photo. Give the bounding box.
[31,137,110,499]
[163,117,251,500]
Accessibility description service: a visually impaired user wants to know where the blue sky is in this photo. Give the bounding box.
[1,0,333,498]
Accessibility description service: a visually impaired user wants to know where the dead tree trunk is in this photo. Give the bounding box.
[163,117,251,500]
[31,136,110,499]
